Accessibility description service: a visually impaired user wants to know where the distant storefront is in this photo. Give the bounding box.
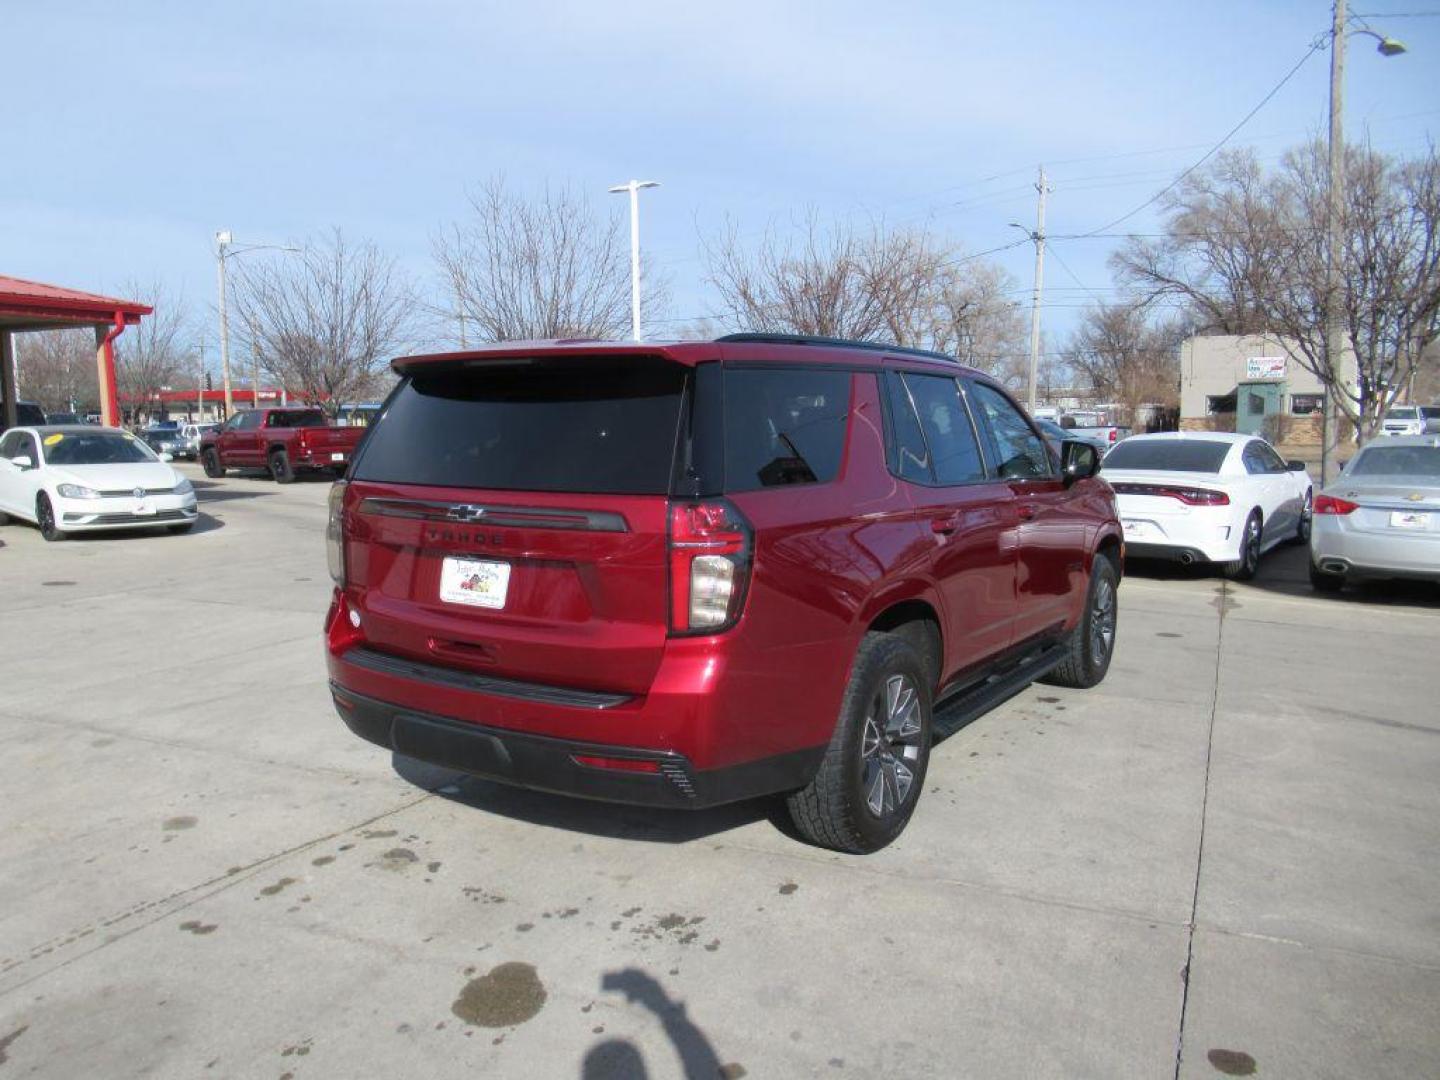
[1178,333,1356,449]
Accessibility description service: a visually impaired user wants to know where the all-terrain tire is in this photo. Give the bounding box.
[1042,554,1119,690]
[269,448,295,484]
[202,448,224,478]
[1223,511,1262,581]
[786,632,932,854]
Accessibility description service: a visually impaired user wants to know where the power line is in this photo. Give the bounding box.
[1074,39,1327,238]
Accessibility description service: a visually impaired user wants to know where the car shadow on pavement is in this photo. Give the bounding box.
[392,754,781,845]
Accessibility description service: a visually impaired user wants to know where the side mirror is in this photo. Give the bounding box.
[1286,460,1308,472]
[1061,440,1100,486]
[10,454,34,470]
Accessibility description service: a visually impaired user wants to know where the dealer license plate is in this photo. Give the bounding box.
[1389,511,1430,530]
[331,452,346,462]
[439,557,511,609]
[1122,519,1150,538]
[133,500,156,516]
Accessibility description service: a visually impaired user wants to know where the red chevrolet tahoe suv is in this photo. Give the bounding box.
[326,335,1123,852]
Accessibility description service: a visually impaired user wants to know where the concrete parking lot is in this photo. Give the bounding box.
[1,465,1437,1079]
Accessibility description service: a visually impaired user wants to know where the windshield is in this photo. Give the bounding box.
[42,432,160,466]
[1348,444,1440,478]
[1102,439,1231,473]
[1386,407,1418,420]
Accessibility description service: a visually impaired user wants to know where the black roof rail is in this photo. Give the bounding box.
[714,332,958,364]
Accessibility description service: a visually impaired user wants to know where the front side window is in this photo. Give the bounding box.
[1241,442,1272,475]
[1,431,33,460]
[902,373,986,485]
[969,382,1052,480]
[722,368,851,491]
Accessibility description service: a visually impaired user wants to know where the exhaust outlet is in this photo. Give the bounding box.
[1321,560,1348,575]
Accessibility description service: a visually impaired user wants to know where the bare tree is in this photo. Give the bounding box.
[1114,142,1440,440]
[435,178,665,342]
[114,280,188,424]
[231,230,417,416]
[1065,301,1183,426]
[705,214,1027,384]
[15,329,98,413]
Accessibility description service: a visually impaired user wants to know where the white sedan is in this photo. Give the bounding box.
[1101,432,1313,580]
[0,426,199,541]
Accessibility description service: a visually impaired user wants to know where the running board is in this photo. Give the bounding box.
[931,642,1068,741]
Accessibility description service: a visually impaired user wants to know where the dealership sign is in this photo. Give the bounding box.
[1245,356,1287,379]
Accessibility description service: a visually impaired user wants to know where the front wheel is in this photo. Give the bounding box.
[201,448,224,478]
[786,632,932,854]
[1043,555,1119,689]
[1224,512,1262,581]
[37,493,65,542]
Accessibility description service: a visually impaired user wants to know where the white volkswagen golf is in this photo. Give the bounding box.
[0,426,198,541]
[1102,432,1313,579]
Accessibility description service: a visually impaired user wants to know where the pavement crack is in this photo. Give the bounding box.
[1172,579,1226,1079]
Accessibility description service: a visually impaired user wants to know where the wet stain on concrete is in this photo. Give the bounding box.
[311,855,335,867]
[451,962,547,1028]
[1206,1049,1257,1076]
[376,848,418,871]
[179,920,217,935]
[90,737,115,748]
[163,816,198,831]
[516,923,535,932]
[779,883,799,895]
[1036,696,1060,703]
[362,829,398,839]
[463,887,506,905]
[427,861,442,874]
[258,877,297,898]
[0,1025,29,1064]
[1157,632,1183,639]
[704,939,721,952]
[41,580,76,587]
[280,1039,312,1058]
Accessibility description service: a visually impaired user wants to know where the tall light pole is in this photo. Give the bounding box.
[608,179,659,340]
[1010,165,1049,412]
[214,231,301,417]
[1322,3,1406,483]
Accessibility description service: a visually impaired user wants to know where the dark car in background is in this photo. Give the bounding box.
[325,334,1123,853]
[1,401,47,434]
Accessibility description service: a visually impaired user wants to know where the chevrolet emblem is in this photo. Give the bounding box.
[1407,492,1425,502]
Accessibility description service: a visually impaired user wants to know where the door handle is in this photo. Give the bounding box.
[1018,504,1039,521]
[930,513,960,535]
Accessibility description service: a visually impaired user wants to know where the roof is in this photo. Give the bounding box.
[0,274,152,328]
[392,336,985,379]
[1122,432,1256,444]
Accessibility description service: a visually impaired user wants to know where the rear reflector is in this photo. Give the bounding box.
[1111,483,1230,506]
[1313,493,1360,515]
[571,755,661,774]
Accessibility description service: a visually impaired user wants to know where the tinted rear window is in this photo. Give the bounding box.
[1103,439,1231,473]
[1349,445,1440,478]
[353,359,685,494]
[723,368,850,491]
[267,409,327,428]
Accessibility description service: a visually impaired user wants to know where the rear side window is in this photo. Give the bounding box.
[266,410,327,428]
[883,372,934,484]
[722,368,850,491]
[901,373,986,485]
[353,359,686,494]
[1103,439,1231,473]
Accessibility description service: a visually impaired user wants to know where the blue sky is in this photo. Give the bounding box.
[4,0,1437,362]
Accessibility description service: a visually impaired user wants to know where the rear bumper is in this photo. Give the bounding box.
[1310,519,1440,580]
[331,682,823,809]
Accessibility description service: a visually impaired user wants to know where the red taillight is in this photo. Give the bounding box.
[1313,493,1359,515]
[1109,429,1118,442]
[1112,483,1229,506]
[571,755,661,774]
[668,499,752,634]
[326,590,366,656]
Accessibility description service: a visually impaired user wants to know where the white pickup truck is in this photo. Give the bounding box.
[1057,411,1131,450]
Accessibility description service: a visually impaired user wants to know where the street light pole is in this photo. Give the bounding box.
[1027,166,1048,413]
[216,231,233,417]
[608,180,659,341]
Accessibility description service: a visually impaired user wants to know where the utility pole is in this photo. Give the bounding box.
[1322,0,1345,486]
[196,343,207,422]
[216,231,234,417]
[1026,166,1048,412]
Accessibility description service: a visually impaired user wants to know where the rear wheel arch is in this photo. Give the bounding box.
[866,599,942,693]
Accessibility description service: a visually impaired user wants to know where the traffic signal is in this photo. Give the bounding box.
[205,372,213,390]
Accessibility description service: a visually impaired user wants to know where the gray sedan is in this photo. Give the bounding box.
[1309,435,1440,591]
